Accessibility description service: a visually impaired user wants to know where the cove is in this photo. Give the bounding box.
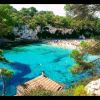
[0,43,98,96]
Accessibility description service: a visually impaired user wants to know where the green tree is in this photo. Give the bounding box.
[64,4,100,37]
[0,49,13,96]
[64,4,100,20]
[0,68,13,96]
[0,4,14,38]
[20,7,37,17]
[29,11,55,29]
[33,12,48,29]
[0,50,8,63]
[70,40,100,74]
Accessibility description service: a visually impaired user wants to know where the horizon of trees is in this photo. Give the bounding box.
[0,4,100,40]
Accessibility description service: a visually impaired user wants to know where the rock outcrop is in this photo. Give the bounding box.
[85,79,100,96]
[42,25,73,34]
[13,25,41,40]
[13,25,73,40]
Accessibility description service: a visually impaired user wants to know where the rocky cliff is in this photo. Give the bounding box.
[13,25,73,40]
[13,25,40,40]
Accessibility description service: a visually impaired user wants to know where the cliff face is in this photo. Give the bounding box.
[13,25,73,40]
[13,25,40,40]
[42,25,73,35]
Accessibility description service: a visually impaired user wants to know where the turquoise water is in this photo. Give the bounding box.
[0,43,98,96]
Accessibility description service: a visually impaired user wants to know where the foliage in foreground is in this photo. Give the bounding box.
[70,49,94,74]
[23,86,87,96]
[66,85,88,96]
[68,39,100,96]
[0,49,13,96]
[0,68,13,96]
[70,39,100,74]
[23,86,66,96]
[0,50,9,63]
[66,74,100,96]
[22,74,100,96]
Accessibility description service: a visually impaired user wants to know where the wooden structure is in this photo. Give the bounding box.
[16,73,65,96]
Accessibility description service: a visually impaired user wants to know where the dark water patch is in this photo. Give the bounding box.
[11,48,29,53]
[7,62,32,85]
[55,70,66,77]
[33,44,43,46]
[41,51,53,55]
[0,40,43,50]
[52,55,68,63]
[0,62,32,96]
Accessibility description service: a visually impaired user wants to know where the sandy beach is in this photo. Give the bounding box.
[47,39,94,49]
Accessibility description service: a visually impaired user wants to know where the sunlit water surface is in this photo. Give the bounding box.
[0,43,98,96]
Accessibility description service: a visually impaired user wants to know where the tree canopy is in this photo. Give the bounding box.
[64,4,100,20]
[0,4,100,39]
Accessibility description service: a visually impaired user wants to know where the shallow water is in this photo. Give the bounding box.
[0,43,98,96]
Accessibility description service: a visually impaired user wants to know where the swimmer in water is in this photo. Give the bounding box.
[39,64,42,66]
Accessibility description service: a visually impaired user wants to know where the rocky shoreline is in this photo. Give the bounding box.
[85,79,100,96]
[0,39,42,49]
[0,38,94,50]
